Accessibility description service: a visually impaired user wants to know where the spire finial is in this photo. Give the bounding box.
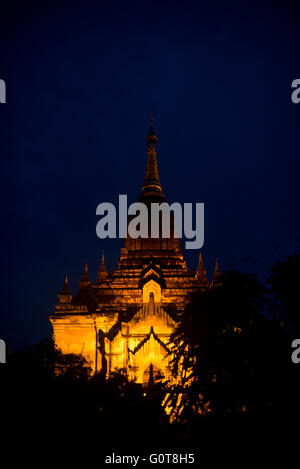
[211,258,222,288]
[196,251,209,287]
[141,119,165,199]
[80,261,91,287]
[57,272,72,304]
[146,116,157,144]
[61,273,71,294]
[97,250,108,283]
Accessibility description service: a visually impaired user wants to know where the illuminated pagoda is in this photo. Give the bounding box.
[50,122,219,385]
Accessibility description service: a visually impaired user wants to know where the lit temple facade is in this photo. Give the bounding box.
[50,123,220,386]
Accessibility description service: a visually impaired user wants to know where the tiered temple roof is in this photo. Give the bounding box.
[50,122,221,380]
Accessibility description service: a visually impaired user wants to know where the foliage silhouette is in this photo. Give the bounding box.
[164,270,293,425]
[269,252,300,336]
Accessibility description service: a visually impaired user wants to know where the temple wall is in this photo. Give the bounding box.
[51,315,97,371]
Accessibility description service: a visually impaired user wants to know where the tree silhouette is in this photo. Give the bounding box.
[164,270,292,424]
[269,253,300,336]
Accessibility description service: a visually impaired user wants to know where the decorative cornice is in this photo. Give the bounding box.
[128,326,170,355]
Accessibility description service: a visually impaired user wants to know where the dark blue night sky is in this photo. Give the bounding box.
[1,0,300,346]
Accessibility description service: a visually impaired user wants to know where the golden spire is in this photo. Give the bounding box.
[97,250,108,282]
[196,251,209,287]
[79,262,91,287]
[211,258,222,288]
[61,273,70,294]
[140,118,165,200]
[58,273,72,304]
